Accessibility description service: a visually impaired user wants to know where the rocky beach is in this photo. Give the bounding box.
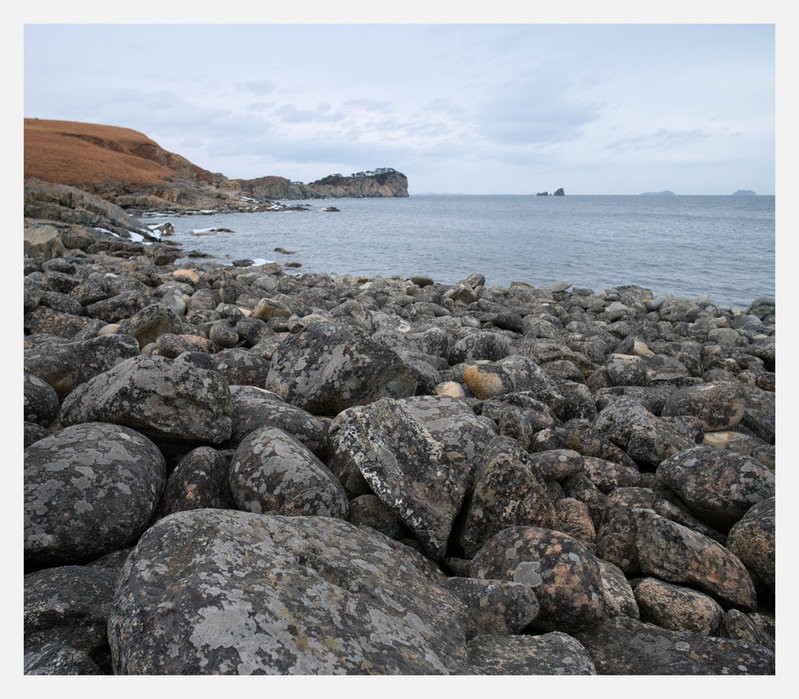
[23,214,776,675]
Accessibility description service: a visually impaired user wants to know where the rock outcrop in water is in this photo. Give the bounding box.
[23,219,776,675]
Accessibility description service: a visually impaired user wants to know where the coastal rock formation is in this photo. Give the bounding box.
[22,223,776,675]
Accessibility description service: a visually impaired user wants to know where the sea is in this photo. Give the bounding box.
[142,194,775,310]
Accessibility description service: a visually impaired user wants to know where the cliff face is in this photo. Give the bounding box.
[25,119,409,212]
[235,169,409,200]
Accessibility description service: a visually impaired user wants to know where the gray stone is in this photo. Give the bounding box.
[25,422,166,567]
[464,632,595,675]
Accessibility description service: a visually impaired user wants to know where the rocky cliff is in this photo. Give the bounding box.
[24,119,409,213]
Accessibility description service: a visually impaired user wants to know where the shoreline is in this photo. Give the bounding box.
[23,222,776,675]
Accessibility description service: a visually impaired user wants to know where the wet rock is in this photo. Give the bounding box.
[633,508,757,609]
[574,616,774,675]
[58,355,232,444]
[265,320,418,415]
[633,577,725,635]
[656,445,775,531]
[25,422,166,568]
[726,496,775,592]
[464,632,596,675]
[470,526,609,632]
[109,509,470,674]
[229,426,348,518]
[157,446,234,516]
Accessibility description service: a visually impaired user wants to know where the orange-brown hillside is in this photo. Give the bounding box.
[24,118,215,189]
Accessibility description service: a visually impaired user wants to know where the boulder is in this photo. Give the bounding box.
[157,446,234,517]
[656,445,775,531]
[573,616,774,674]
[661,381,746,431]
[24,644,104,675]
[58,355,233,444]
[726,496,775,592]
[24,422,166,567]
[23,371,60,426]
[109,509,471,674]
[265,320,418,415]
[229,426,348,518]
[464,633,596,675]
[633,577,725,635]
[470,526,609,632]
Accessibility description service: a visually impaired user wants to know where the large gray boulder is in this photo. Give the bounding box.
[464,633,596,675]
[58,355,233,444]
[574,616,774,674]
[25,422,166,567]
[265,320,418,415]
[109,509,471,674]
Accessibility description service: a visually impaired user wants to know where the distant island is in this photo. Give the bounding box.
[732,189,757,196]
[536,188,565,197]
[640,190,676,196]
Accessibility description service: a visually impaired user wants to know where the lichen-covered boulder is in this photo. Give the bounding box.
[656,445,775,531]
[633,508,757,609]
[661,381,746,431]
[23,371,60,426]
[470,526,609,632]
[157,446,234,517]
[23,341,83,399]
[593,398,695,467]
[605,353,648,386]
[458,436,557,557]
[58,355,232,444]
[264,319,418,415]
[24,565,117,661]
[25,422,166,567]
[726,496,775,592]
[633,577,725,635]
[226,385,328,455]
[580,455,642,494]
[327,397,477,559]
[597,559,639,620]
[464,633,596,675]
[440,578,540,637]
[347,494,408,540]
[210,347,270,387]
[108,509,471,674]
[573,616,774,675]
[229,426,348,518]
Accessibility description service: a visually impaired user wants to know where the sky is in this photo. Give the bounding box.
[22,20,776,196]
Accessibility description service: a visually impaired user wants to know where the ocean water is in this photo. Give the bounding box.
[143,194,775,309]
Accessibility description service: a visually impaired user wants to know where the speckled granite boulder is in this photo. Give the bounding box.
[24,565,117,663]
[580,455,642,494]
[464,633,596,675]
[440,577,540,637]
[573,616,774,675]
[108,509,471,674]
[593,398,696,467]
[470,526,609,632]
[229,426,348,518]
[656,445,775,531]
[264,319,418,415]
[597,558,639,620]
[328,397,476,559]
[605,353,648,386]
[226,385,328,455]
[448,331,511,364]
[58,355,232,444]
[458,436,557,557]
[157,446,234,517]
[23,341,83,399]
[24,644,104,675]
[25,422,166,567]
[633,577,725,635]
[633,508,757,609]
[661,381,746,431]
[726,496,775,592]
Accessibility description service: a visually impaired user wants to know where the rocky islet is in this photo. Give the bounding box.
[22,221,776,675]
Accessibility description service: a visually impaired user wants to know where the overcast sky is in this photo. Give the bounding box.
[24,22,775,195]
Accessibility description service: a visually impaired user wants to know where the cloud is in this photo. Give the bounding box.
[606,127,729,153]
[237,79,276,96]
